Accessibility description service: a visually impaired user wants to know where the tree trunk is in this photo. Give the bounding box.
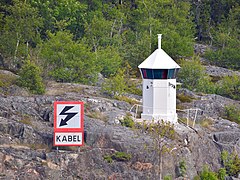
[142,0,152,51]
[14,33,20,67]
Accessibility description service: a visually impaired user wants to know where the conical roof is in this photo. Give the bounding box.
[138,49,180,69]
[138,34,180,69]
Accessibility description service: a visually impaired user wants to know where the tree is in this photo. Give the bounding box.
[97,46,122,77]
[40,31,98,84]
[146,120,175,180]
[0,0,43,67]
[204,5,240,70]
[29,0,87,39]
[129,0,195,58]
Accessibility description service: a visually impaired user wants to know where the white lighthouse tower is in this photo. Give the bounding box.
[138,34,180,123]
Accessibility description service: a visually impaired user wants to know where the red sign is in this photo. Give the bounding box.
[54,101,84,146]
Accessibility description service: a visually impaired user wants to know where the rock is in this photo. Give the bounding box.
[205,65,240,77]
[194,43,210,55]
[0,76,239,179]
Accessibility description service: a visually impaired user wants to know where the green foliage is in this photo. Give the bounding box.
[177,93,194,103]
[101,68,127,97]
[120,114,134,128]
[205,47,240,70]
[178,56,215,94]
[163,175,172,180]
[203,4,240,70]
[147,120,175,142]
[97,46,122,77]
[112,152,132,161]
[216,74,240,100]
[179,160,187,177]
[131,0,194,58]
[199,166,218,180]
[221,150,240,177]
[115,95,139,105]
[0,0,43,60]
[104,151,132,163]
[30,0,87,39]
[2,0,240,88]
[218,168,226,180]
[40,31,98,84]
[16,59,45,94]
[0,73,17,88]
[222,105,240,124]
[101,62,142,97]
[145,120,175,179]
[103,155,113,163]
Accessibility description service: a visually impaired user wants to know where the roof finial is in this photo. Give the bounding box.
[158,34,162,49]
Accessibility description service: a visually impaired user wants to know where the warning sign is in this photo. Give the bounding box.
[54,132,83,146]
[54,101,84,146]
[54,101,83,131]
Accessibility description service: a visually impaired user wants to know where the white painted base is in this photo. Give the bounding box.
[141,113,178,124]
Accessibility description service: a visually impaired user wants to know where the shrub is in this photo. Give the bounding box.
[222,105,240,124]
[179,160,187,177]
[221,150,240,177]
[120,114,134,128]
[101,64,142,97]
[112,152,132,161]
[205,47,240,70]
[163,175,172,180]
[218,168,226,180]
[101,68,127,97]
[104,151,132,163]
[199,166,218,180]
[216,74,240,100]
[178,56,215,94]
[103,155,113,163]
[16,59,45,94]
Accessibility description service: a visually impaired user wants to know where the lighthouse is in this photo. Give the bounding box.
[138,34,180,123]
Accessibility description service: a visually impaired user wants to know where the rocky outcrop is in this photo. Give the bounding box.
[205,65,240,77]
[0,80,239,179]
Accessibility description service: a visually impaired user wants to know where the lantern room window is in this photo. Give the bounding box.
[141,68,179,79]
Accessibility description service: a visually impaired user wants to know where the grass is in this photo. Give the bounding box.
[177,93,195,103]
[86,111,108,122]
[115,95,139,105]
[176,104,185,110]
[0,73,17,88]
[178,117,195,127]
[19,116,32,126]
[29,143,51,152]
[198,118,213,128]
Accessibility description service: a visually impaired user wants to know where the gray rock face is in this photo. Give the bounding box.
[205,65,240,77]
[0,80,239,179]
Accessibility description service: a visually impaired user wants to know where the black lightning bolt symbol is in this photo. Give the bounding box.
[59,106,78,127]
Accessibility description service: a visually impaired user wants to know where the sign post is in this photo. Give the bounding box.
[54,101,84,146]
